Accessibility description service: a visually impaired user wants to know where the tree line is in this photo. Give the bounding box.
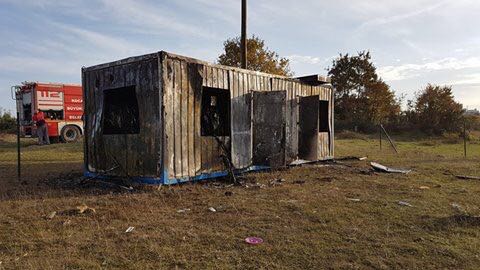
[0,108,16,133]
[328,51,467,135]
[1,36,476,136]
[218,36,476,135]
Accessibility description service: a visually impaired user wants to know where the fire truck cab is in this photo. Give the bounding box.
[12,82,84,142]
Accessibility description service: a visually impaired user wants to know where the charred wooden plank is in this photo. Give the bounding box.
[138,59,160,177]
[125,62,140,176]
[173,60,183,177]
[186,62,195,177]
[191,63,202,174]
[102,65,127,176]
[164,58,175,178]
[84,70,97,172]
[180,61,189,177]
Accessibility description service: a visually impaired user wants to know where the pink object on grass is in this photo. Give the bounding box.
[245,237,264,245]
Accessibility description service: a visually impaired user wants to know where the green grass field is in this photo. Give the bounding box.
[0,133,480,269]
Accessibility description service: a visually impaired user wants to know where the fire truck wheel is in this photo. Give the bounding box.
[61,125,81,143]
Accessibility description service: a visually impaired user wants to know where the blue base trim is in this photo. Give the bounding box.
[84,171,163,185]
[83,165,271,185]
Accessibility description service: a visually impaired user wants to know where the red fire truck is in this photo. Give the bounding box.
[12,82,84,142]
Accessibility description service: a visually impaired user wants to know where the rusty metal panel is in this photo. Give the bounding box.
[231,71,252,169]
[285,80,297,163]
[298,95,319,161]
[231,91,252,169]
[252,90,286,167]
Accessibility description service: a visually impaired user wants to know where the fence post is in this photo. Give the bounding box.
[379,125,382,150]
[17,111,21,181]
[380,124,399,154]
[464,119,467,158]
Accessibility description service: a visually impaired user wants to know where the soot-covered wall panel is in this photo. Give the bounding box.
[83,56,161,178]
[252,90,286,167]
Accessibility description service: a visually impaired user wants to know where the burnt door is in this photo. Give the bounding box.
[298,95,319,161]
[252,91,286,167]
[231,93,252,169]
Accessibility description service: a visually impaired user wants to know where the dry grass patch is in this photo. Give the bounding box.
[0,137,480,269]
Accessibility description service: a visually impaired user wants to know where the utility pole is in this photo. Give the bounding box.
[241,0,247,69]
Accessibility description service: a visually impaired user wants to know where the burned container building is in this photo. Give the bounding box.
[82,51,334,184]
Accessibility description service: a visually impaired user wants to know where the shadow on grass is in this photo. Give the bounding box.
[0,165,246,202]
[424,214,480,230]
[0,166,139,201]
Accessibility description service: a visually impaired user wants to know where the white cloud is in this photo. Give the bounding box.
[288,55,324,65]
[2,0,222,39]
[0,21,151,76]
[98,0,220,40]
[174,0,238,26]
[0,0,103,20]
[451,73,480,85]
[379,57,480,81]
[53,22,148,56]
[1,0,480,112]
[0,55,80,76]
[358,0,449,29]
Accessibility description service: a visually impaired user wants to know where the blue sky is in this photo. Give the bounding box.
[1,0,479,112]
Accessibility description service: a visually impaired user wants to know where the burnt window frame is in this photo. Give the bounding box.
[200,87,231,137]
[102,85,140,135]
[319,100,330,133]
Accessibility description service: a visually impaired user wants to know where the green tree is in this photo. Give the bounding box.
[465,115,480,131]
[412,84,464,134]
[217,35,292,76]
[361,81,401,126]
[0,108,16,134]
[328,51,400,131]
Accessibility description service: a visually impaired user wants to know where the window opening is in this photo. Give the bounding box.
[103,85,140,134]
[201,87,230,136]
[319,100,330,132]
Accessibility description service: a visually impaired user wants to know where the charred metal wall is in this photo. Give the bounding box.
[83,51,334,184]
[83,53,162,179]
[162,53,334,181]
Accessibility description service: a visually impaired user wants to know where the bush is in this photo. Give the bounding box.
[335,130,369,140]
[410,85,464,135]
[466,115,480,131]
[0,109,16,134]
[419,140,439,146]
[441,133,461,144]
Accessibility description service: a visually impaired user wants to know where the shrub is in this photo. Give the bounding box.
[441,133,461,144]
[0,109,16,134]
[335,130,369,140]
[411,85,464,135]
